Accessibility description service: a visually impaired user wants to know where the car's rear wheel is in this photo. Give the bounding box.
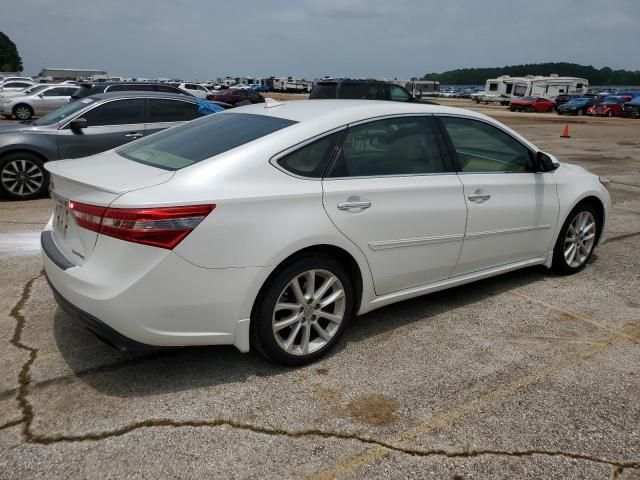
[552,205,599,274]
[13,104,33,121]
[251,254,353,365]
[0,153,48,200]
[525,106,535,113]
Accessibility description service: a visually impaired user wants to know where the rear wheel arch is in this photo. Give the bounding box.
[251,244,365,322]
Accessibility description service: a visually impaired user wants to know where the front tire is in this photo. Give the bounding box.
[552,205,599,275]
[0,153,48,200]
[251,254,354,366]
[13,104,33,121]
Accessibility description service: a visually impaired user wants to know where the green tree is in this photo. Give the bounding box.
[0,32,23,72]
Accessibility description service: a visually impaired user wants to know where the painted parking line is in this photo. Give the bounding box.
[307,325,639,479]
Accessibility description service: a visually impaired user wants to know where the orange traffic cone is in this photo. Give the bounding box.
[561,124,571,138]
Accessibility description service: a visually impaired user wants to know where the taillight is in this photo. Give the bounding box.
[68,202,215,249]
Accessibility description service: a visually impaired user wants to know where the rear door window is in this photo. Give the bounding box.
[327,117,447,177]
[389,85,411,102]
[148,99,201,123]
[119,113,297,170]
[82,99,145,126]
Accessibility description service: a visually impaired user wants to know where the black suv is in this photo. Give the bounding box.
[310,79,424,103]
[71,82,192,100]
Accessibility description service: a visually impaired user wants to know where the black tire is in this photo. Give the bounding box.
[552,203,600,275]
[12,104,33,121]
[525,106,535,113]
[251,254,354,366]
[0,152,49,200]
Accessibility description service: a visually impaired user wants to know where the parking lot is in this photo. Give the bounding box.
[0,100,639,479]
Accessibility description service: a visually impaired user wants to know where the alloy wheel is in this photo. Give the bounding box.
[564,211,596,268]
[1,159,44,196]
[272,269,345,356]
[14,106,32,120]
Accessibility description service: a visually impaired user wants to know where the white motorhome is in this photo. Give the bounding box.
[474,75,589,104]
[397,80,440,98]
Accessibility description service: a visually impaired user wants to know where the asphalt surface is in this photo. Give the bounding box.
[0,103,639,479]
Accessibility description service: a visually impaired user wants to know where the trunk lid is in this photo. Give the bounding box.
[45,151,174,266]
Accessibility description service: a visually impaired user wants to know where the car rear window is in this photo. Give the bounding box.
[309,83,338,99]
[119,113,297,170]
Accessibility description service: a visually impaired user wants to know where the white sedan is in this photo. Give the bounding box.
[42,100,610,365]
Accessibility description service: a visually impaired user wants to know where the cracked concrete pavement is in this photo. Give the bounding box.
[0,104,639,479]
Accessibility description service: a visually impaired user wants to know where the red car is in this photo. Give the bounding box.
[509,96,555,113]
[206,88,265,106]
[587,96,633,117]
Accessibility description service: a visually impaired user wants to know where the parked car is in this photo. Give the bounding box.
[310,79,418,103]
[557,97,597,116]
[0,84,78,120]
[0,83,50,100]
[0,76,34,83]
[587,96,633,117]
[553,93,582,107]
[621,97,640,118]
[71,82,193,100]
[174,82,210,99]
[41,101,610,365]
[0,80,35,93]
[509,96,555,113]
[0,92,230,200]
[206,89,265,105]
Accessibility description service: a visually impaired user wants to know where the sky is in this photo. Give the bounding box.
[3,0,640,81]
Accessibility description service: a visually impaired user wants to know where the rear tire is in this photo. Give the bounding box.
[251,254,354,366]
[525,106,535,113]
[552,204,599,275]
[12,104,33,121]
[0,152,49,200]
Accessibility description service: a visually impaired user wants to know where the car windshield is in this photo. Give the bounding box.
[22,85,49,95]
[522,96,536,101]
[35,98,94,126]
[603,96,622,103]
[118,112,297,170]
[567,98,588,105]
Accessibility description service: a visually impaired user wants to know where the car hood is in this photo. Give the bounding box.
[0,121,53,135]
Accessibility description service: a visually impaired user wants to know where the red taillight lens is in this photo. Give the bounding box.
[68,202,215,249]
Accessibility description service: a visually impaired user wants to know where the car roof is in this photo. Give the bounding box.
[233,99,491,125]
[88,91,197,101]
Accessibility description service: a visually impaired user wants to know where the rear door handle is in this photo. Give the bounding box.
[467,192,491,202]
[337,201,371,211]
[125,132,143,139]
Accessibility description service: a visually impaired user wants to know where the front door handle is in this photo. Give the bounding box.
[467,192,491,203]
[337,201,371,211]
[125,132,143,139]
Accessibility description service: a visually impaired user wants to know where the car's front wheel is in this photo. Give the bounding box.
[0,152,49,200]
[13,104,33,121]
[552,204,599,274]
[251,254,354,365]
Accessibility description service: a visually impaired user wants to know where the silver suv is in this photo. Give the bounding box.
[0,84,78,120]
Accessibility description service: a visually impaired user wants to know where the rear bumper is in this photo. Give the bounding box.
[41,228,268,352]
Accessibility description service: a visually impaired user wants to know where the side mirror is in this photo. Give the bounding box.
[38,93,44,98]
[69,118,88,130]
[536,151,559,172]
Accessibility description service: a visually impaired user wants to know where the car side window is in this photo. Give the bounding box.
[148,99,201,123]
[81,99,145,127]
[389,85,411,102]
[277,131,343,178]
[43,88,65,97]
[327,117,447,178]
[440,117,533,173]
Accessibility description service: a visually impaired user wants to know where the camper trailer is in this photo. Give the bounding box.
[398,80,440,98]
[475,75,589,104]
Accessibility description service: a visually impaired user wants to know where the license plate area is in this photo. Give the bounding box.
[52,199,71,240]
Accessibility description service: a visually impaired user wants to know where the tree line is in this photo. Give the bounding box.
[422,62,640,86]
[0,32,23,72]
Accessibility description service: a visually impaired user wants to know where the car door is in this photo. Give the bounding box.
[57,98,146,159]
[437,115,559,276]
[37,87,74,114]
[322,115,467,296]
[145,98,202,135]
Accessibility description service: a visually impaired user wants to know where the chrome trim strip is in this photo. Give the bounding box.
[465,224,551,239]
[369,233,464,251]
